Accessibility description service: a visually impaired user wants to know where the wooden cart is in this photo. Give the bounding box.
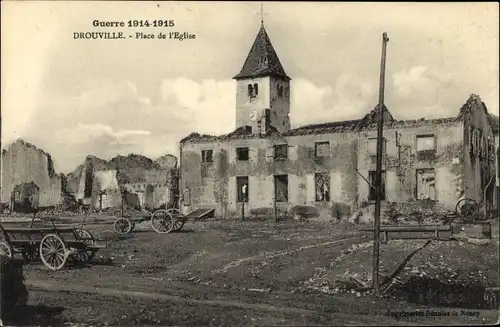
[0,215,104,271]
[113,208,187,235]
[112,207,215,235]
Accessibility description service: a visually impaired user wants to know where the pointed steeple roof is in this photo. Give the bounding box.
[233,25,291,81]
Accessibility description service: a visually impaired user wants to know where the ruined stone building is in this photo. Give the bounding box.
[1,140,66,209]
[179,24,499,219]
[66,154,179,211]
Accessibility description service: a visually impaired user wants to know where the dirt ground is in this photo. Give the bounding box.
[6,217,500,326]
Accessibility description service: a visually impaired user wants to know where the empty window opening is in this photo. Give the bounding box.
[183,188,191,206]
[368,137,386,163]
[201,150,213,163]
[236,147,249,161]
[468,126,474,154]
[84,169,93,198]
[253,83,259,96]
[416,134,436,160]
[247,84,253,97]
[475,130,482,157]
[278,85,284,97]
[480,132,486,158]
[315,173,330,202]
[274,175,289,203]
[416,168,436,200]
[237,176,249,203]
[315,142,330,158]
[368,171,386,201]
[274,144,288,161]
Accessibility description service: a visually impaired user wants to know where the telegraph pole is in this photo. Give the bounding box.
[372,32,389,293]
[0,104,2,222]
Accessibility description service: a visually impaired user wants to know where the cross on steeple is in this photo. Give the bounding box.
[260,2,264,26]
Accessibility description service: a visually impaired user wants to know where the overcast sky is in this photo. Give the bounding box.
[1,1,499,173]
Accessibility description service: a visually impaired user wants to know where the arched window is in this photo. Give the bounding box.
[277,85,283,97]
[253,83,258,96]
[247,84,253,97]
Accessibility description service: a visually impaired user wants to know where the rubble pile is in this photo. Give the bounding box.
[293,238,499,307]
[348,204,390,225]
[293,241,375,295]
[347,201,456,225]
[290,205,319,220]
[385,201,456,225]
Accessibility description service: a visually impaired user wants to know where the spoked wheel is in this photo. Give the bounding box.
[114,218,133,235]
[167,208,186,232]
[0,241,13,258]
[455,198,479,221]
[73,228,96,263]
[151,209,175,234]
[39,234,68,271]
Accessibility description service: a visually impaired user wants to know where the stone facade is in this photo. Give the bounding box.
[180,99,497,219]
[1,140,64,207]
[67,154,179,211]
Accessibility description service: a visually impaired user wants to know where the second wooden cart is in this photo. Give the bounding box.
[113,208,187,235]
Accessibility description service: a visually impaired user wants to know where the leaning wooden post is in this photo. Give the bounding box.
[274,191,278,223]
[241,184,246,220]
[373,32,389,293]
[120,188,125,218]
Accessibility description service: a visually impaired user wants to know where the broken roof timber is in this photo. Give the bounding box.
[180,94,497,144]
[180,117,462,144]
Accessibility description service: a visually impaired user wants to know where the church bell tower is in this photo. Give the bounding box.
[233,21,291,134]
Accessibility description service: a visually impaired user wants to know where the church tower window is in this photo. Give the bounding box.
[247,84,253,97]
[253,83,259,96]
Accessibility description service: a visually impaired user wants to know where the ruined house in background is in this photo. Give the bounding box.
[66,154,178,211]
[1,140,66,208]
[179,24,499,220]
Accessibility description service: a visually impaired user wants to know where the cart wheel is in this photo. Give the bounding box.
[151,209,175,234]
[114,218,133,235]
[73,228,96,263]
[0,241,12,258]
[455,198,479,220]
[167,209,186,232]
[39,234,68,271]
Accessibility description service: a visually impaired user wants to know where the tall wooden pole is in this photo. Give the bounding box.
[0,102,2,222]
[372,32,389,293]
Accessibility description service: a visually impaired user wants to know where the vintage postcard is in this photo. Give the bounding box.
[0,1,499,326]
